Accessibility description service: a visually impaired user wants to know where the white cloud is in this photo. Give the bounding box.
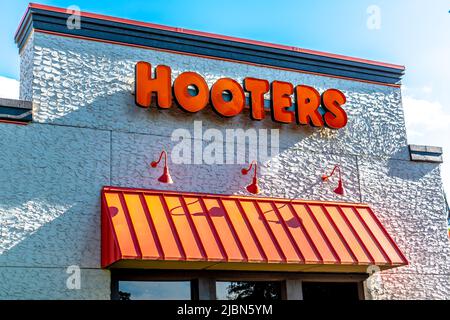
[403,93,450,194]
[0,76,20,100]
[403,95,450,132]
[421,86,433,94]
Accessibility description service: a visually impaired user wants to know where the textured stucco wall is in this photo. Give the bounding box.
[0,123,111,299]
[0,30,448,299]
[19,33,34,101]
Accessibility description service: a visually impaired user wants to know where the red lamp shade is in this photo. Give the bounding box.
[322,165,345,196]
[150,150,173,184]
[242,161,259,194]
[333,179,345,196]
[157,165,173,184]
[246,176,260,194]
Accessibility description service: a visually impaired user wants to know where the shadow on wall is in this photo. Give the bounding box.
[0,201,102,268]
[387,150,439,181]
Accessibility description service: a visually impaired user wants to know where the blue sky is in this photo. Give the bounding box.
[1,0,449,196]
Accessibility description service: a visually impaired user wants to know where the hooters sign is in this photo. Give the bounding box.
[135,62,348,129]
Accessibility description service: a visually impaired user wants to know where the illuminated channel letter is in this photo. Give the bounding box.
[135,61,172,108]
[271,81,294,124]
[173,72,209,112]
[322,88,348,129]
[244,77,269,120]
[295,85,324,127]
[210,78,245,117]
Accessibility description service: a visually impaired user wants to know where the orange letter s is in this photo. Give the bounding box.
[321,89,348,129]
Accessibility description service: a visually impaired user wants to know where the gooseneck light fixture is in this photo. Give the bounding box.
[241,160,260,194]
[322,165,345,196]
[150,150,173,184]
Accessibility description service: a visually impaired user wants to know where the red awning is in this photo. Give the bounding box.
[101,187,407,272]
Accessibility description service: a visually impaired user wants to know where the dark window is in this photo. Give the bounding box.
[118,281,192,300]
[111,270,366,300]
[216,281,282,300]
[302,282,360,301]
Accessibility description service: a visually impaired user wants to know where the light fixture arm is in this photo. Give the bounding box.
[150,149,173,184]
[242,160,258,178]
[321,164,345,196]
[322,164,342,181]
[241,160,260,194]
[151,150,168,168]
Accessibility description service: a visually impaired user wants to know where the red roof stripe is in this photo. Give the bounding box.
[320,204,358,264]
[217,198,250,262]
[334,205,375,264]
[196,197,229,261]
[221,199,266,262]
[137,193,165,259]
[178,196,209,259]
[202,198,245,262]
[365,206,408,264]
[263,201,305,262]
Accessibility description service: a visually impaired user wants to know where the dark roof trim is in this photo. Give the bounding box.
[409,144,443,163]
[0,98,32,123]
[15,3,405,85]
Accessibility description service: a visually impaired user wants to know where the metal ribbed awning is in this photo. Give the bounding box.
[101,187,407,272]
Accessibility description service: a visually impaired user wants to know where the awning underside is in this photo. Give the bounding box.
[101,187,407,272]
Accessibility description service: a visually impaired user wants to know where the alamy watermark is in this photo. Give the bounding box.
[366,5,381,30]
[66,265,81,290]
[170,121,279,165]
[366,265,384,297]
[66,5,81,30]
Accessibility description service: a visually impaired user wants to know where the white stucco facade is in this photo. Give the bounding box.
[0,29,449,299]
